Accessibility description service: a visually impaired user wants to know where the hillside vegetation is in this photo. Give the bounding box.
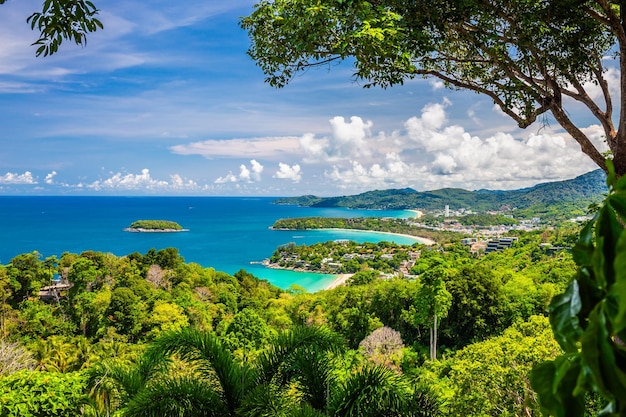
[0,230,592,416]
[274,170,605,217]
[127,220,183,231]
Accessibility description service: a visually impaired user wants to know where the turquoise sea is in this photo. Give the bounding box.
[0,197,422,292]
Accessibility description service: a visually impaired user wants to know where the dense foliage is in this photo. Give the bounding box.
[128,220,183,231]
[454,214,518,226]
[530,162,626,415]
[243,0,626,175]
[270,240,420,274]
[0,370,87,417]
[272,217,463,243]
[0,228,590,415]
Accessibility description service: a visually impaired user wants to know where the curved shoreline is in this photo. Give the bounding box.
[262,260,354,290]
[325,273,354,290]
[406,209,424,218]
[302,227,436,245]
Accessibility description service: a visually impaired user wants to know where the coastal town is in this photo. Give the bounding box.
[264,240,424,278]
[266,203,558,279]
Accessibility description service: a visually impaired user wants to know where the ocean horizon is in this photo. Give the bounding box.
[1,196,422,292]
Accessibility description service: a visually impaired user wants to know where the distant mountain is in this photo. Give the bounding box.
[273,169,606,213]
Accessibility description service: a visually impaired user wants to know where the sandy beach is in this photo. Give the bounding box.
[325,273,354,290]
[316,228,436,246]
[406,209,424,218]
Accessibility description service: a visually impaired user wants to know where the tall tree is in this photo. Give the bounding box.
[241,0,626,176]
[8,252,45,302]
[411,266,451,360]
[443,264,508,348]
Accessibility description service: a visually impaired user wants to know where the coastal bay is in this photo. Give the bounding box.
[0,196,417,292]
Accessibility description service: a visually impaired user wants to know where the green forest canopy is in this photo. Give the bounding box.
[128,220,183,231]
[242,1,626,177]
[0,230,585,415]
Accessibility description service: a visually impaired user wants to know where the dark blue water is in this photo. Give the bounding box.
[0,197,421,291]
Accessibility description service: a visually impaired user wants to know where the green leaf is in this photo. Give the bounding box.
[615,173,626,192]
[608,232,626,333]
[591,236,608,289]
[530,356,585,417]
[531,361,562,416]
[572,219,595,266]
[608,193,626,222]
[580,305,626,402]
[606,159,616,190]
[594,205,623,287]
[549,280,583,353]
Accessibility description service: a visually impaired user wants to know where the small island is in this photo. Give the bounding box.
[124,220,188,233]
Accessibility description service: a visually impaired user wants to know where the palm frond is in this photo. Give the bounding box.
[256,326,345,386]
[288,403,328,417]
[123,376,227,417]
[407,385,443,417]
[329,365,412,417]
[289,346,336,411]
[145,327,246,413]
[237,383,294,417]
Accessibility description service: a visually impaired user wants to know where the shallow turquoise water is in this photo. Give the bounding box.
[0,196,422,291]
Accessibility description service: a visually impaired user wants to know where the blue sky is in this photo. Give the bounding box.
[0,0,606,196]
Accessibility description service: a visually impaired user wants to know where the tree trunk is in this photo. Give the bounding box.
[430,313,438,361]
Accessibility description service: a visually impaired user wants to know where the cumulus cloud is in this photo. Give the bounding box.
[169,174,199,190]
[250,159,264,181]
[274,163,302,182]
[325,153,417,188]
[45,171,57,184]
[401,104,603,186]
[0,171,37,184]
[214,172,238,184]
[215,160,264,184]
[300,116,375,162]
[314,100,604,191]
[86,168,200,191]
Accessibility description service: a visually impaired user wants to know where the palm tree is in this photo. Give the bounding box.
[87,326,438,417]
[86,350,170,417]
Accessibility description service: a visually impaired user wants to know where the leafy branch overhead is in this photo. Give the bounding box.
[18,0,103,57]
[241,0,626,176]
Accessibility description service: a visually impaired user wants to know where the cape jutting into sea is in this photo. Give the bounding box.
[0,196,422,292]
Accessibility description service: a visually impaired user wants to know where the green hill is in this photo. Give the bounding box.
[273,170,606,215]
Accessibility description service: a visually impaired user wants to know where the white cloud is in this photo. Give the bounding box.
[214,172,238,184]
[250,159,264,181]
[44,171,57,184]
[86,168,200,191]
[274,163,302,182]
[0,171,37,184]
[215,160,264,184]
[315,100,604,191]
[169,174,200,190]
[190,100,604,193]
[239,165,251,182]
[325,153,416,188]
[300,116,375,162]
[579,67,620,102]
[430,79,445,90]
